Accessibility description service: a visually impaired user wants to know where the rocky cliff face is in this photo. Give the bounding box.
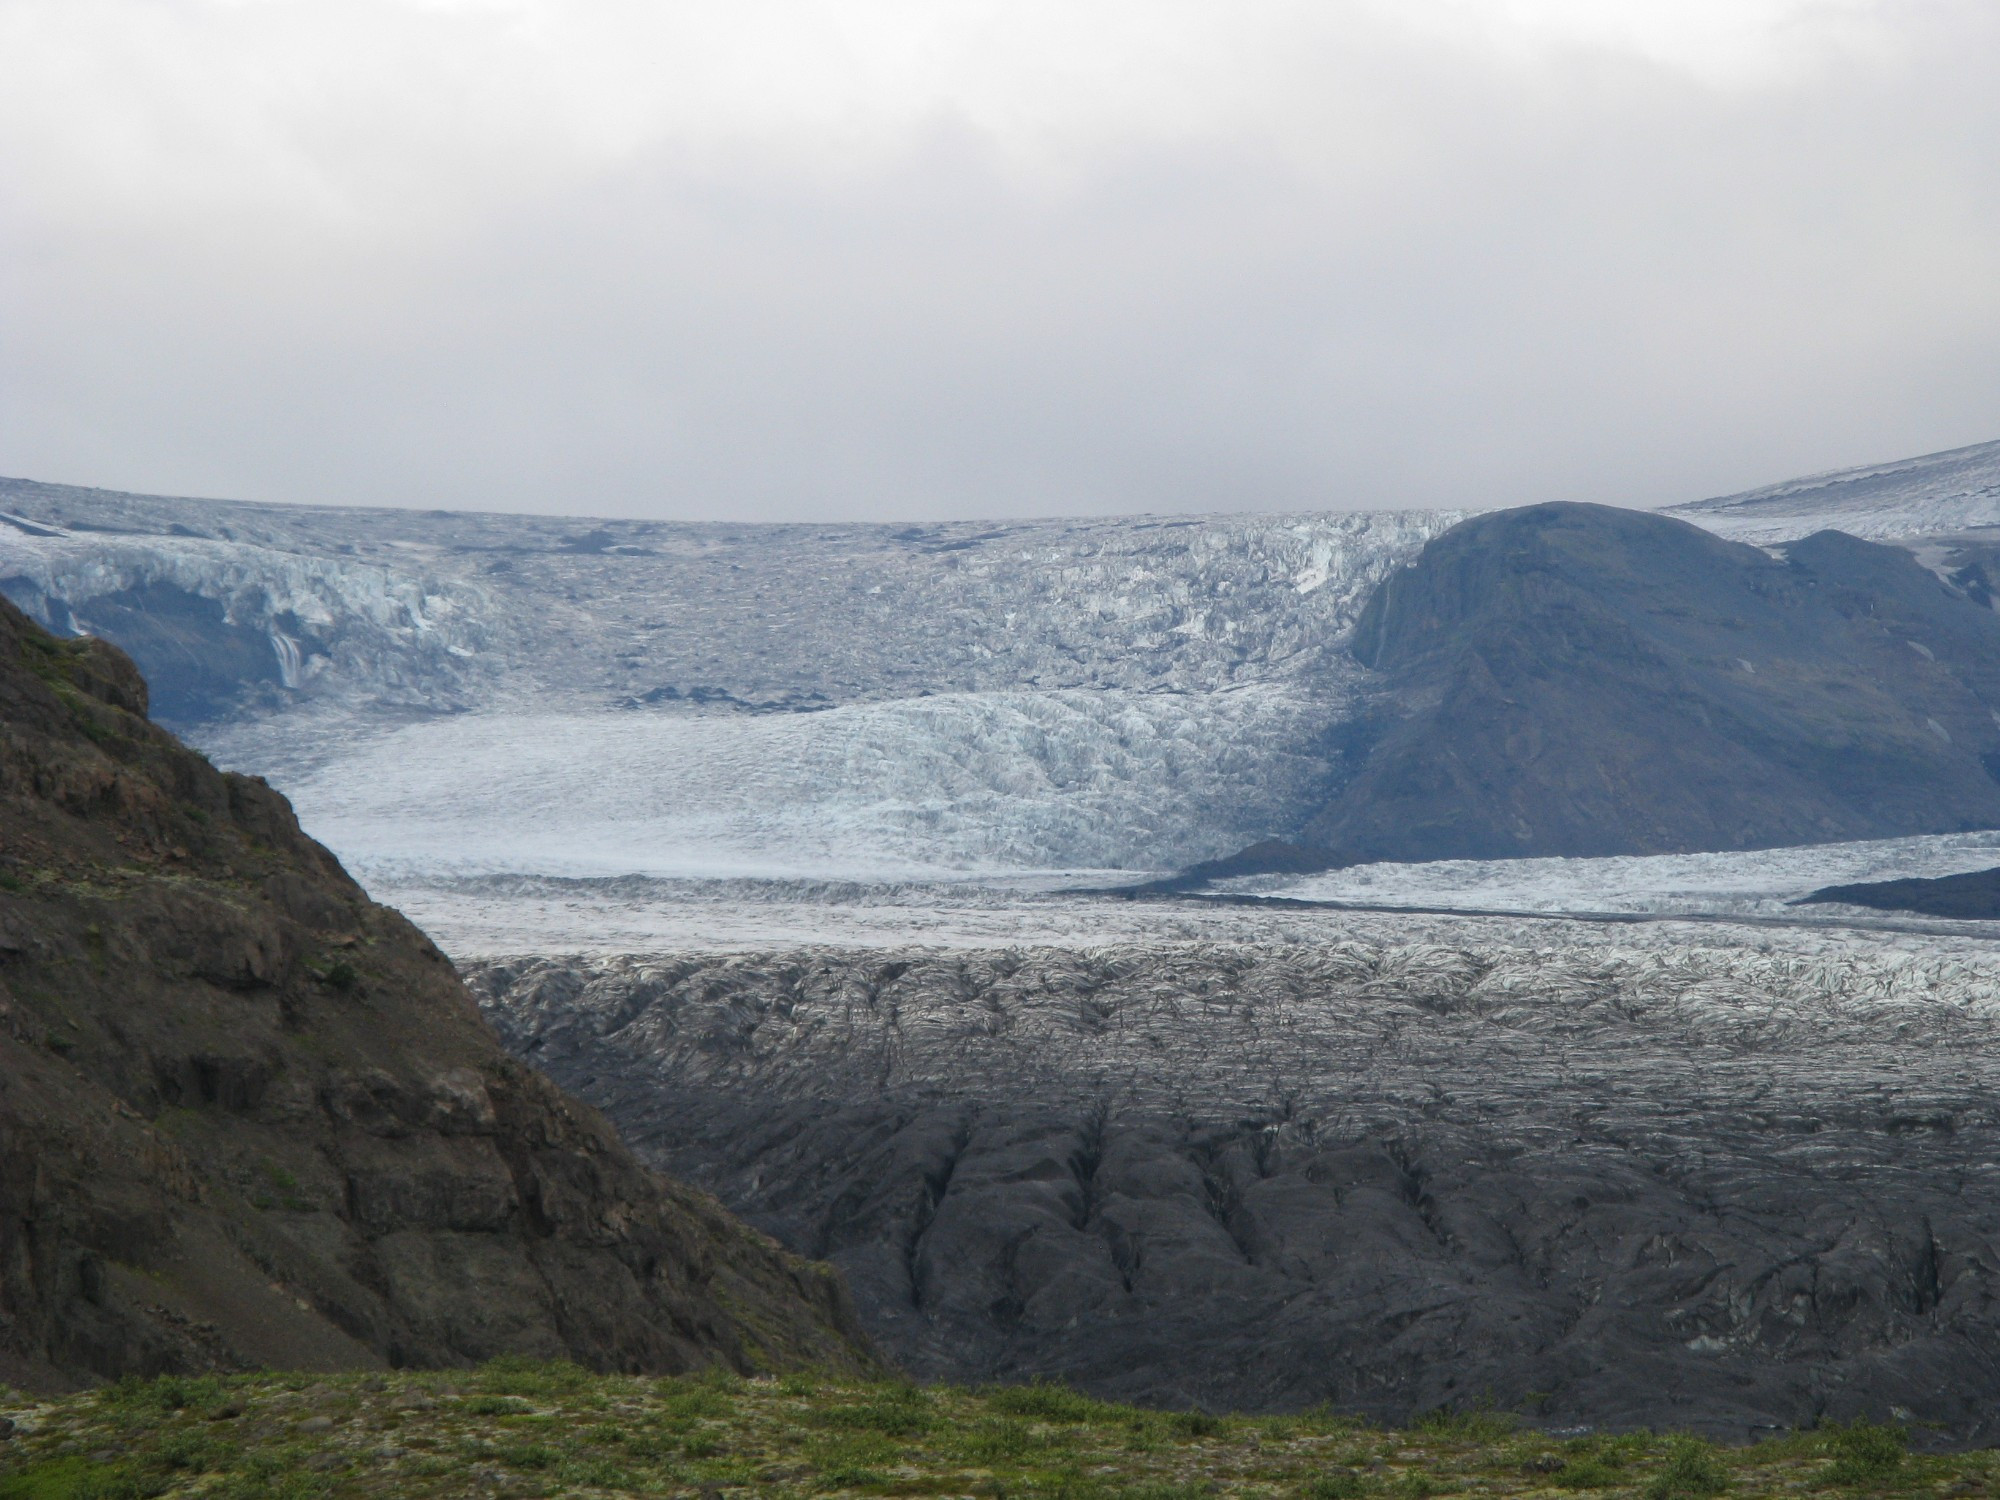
[1294,503,2000,867]
[0,597,873,1392]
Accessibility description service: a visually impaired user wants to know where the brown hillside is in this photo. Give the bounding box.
[0,597,874,1392]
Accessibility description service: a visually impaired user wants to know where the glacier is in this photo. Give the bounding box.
[18,454,2000,1430]
[1218,830,2000,920]
[247,684,1345,882]
[1,474,1460,886]
[5,441,2000,950]
[468,911,2000,1429]
[367,831,2000,958]
[383,463,2000,1424]
[1664,436,2000,544]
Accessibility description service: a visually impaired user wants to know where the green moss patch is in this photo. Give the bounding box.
[0,1368,1981,1498]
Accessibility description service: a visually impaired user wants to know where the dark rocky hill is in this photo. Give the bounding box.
[1274,503,2000,870]
[0,597,873,1393]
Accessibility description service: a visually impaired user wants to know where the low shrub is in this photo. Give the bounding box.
[1168,1410,1224,1440]
[805,1382,938,1438]
[985,1380,1118,1425]
[1413,1404,1517,1442]
[472,1356,593,1400]
[0,1458,160,1500]
[1823,1421,1908,1485]
[1304,1471,1376,1498]
[1646,1436,1729,1499]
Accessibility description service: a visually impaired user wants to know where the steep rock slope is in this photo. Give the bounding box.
[1288,503,2000,868]
[0,598,871,1392]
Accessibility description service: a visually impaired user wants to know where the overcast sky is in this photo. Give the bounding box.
[1,1,1996,522]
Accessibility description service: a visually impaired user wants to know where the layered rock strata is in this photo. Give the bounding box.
[0,598,872,1392]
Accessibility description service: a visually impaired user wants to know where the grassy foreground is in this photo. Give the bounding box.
[0,1363,1984,1499]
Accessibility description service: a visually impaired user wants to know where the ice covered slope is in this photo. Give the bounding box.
[0,475,1455,722]
[6,433,1998,889]
[255,686,1341,880]
[8,436,1996,733]
[0,475,1459,874]
[1667,437,2000,544]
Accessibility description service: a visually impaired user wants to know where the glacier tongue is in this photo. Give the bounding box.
[215,683,1350,880]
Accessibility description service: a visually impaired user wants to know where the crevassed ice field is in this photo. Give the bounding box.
[2,438,1999,955]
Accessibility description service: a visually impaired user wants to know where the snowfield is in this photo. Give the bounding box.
[1666,436,2000,543]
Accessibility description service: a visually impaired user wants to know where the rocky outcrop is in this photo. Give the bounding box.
[1208,503,2000,878]
[1804,865,2000,918]
[0,598,873,1392]
[471,941,2000,1441]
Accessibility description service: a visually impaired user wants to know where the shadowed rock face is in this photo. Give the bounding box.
[0,577,298,724]
[1291,504,2000,868]
[1805,866,2000,919]
[471,943,2000,1442]
[0,598,873,1393]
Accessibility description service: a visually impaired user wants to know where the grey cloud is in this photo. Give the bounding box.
[2,3,1997,520]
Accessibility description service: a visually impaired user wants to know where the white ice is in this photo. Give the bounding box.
[1219,831,2000,918]
[1667,437,2000,544]
[8,457,2000,963]
[280,685,1341,882]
